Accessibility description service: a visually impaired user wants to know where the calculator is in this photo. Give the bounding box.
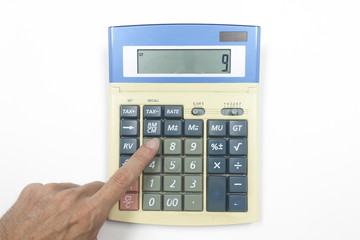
[108,24,260,225]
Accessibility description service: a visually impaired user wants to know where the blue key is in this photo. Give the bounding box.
[207,157,226,174]
[228,139,247,156]
[227,194,247,212]
[207,120,226,137]
[143,105,162,119]
[228,120,247,137]
[184,120,203,137]
[207,139,226,155]
[228,176,247,193]
[120,156,131,167]
[119,138,139,155]
[207,176,226,212]
[164,106,183,119]
[164,120,182,136]
[228,157,247,174]
[120,105,139,119]
[120,120,139,137]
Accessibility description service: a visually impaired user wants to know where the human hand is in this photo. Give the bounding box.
[0,138,159,240]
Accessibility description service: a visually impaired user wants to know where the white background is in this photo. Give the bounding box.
[0,0,359,239]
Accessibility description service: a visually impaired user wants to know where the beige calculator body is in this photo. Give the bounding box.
[108,24,260,225]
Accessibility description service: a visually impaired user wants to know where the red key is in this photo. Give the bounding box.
[128,178,139,192]
[119,193,139,210]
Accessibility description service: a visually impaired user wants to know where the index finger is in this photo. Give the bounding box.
[92,138,159,208]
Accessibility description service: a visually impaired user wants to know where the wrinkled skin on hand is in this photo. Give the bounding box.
[0,139,159,240]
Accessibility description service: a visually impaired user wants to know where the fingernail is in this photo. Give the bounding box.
[145,138,159,150]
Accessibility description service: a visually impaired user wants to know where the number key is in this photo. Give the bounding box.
[184,138,203,155]
[163,194,182,211]
[164,157,182,173]
[144,156,162,173]
[143,175,161,192]
[143,193,162,211]
[184,157,202,173]
[163,138,182,155]
[184,175,202,192]
[163,175,182,192]
[143,138,162,155]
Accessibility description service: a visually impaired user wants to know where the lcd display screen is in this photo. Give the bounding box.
[137,49,231,74]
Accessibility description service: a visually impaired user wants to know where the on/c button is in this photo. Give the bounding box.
[191,108,205,116]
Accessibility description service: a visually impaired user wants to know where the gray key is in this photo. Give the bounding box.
[143,138,162,155]
[228,176,247,193]
[163,138,182,155]
[207,139,226,155]
[144,105,162,119]
[120,138,138,155]
[184,157,202,173]
[144,156,162,173]
[144,120,162,137]
[164,120,182,136]
[120,105,139,119]
[143,175,162,192]
[164,157,182,173]
[163,194,182,211]
[207,120,226,137]
[120,120,139,137]
[184,194,203,211]
[228,139,247,155]
[143,193,162,211]
[164,106,183,119]
[184,175,203,192]
[184,120,203,137]
[229,120,247,137]
[163,175,182,192]
[184,138,203,155]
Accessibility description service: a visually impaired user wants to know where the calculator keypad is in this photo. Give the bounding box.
[207,120,248,212]
[119,105,247,212]
[141,105,204,212]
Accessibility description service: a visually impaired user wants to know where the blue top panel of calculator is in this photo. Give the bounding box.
[109,24,260,83]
